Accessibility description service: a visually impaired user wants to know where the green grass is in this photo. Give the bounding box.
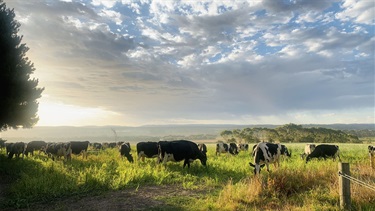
[0,143,374,210]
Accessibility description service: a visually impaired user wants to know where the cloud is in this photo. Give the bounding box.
[336,0,375,24]
[4,0,374,126]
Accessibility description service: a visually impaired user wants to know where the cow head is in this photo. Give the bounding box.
[200,153,207,166]
[305,154,312,163]
[249,162,265,175]
[126,153,134,163]
[284,148,292,157]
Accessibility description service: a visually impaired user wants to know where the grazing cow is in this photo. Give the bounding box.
[24,141,47,157]
[107,142,117,148]
[301,144,316,159]
[158,140,207,168]
[136,142,159,162]
[238,143,249,151]
[6,143,14,156]
[369,145,375,168]
[0,139,6,151]
[249,142,283,175]
[229,143,239,155]
[369,145,375,156]
[306,144,340,163]
[280,144,292,157]
[7,142,26,159]
[68,141,90,159]
[216,142,229,155]
[120,142,134,163]
[45,142,71,161]
[89,142,103,150]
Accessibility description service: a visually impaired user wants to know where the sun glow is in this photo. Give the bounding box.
[37,100,123,126]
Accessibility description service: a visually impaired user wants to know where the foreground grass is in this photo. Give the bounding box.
[0,143,374,210]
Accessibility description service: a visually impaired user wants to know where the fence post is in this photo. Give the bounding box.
[339,162,351,210]
[370,153,374,169]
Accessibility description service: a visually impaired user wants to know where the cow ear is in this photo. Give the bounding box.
[249,162,255,167]
[260,164,265,168]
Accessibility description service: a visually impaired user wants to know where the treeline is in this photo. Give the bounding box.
[220,123,362,143]
[344,129,375,138]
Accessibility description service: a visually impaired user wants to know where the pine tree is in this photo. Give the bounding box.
[0,0,44,131]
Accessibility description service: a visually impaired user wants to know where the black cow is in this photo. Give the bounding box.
[7,142,26,159]
[249,142,284,175]
[120,142,134,163]
[306,144,340,163]
[68,141,90,160]
[158,140,207,168]
[45,142,71,161]
[6,143,13,155]
[137,142,159,162]
[24,141,47,157]
[90,142,103,150]
[107,142,117,148]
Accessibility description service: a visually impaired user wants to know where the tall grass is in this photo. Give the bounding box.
[0,143,374,210]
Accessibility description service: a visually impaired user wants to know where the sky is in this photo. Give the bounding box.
[4,0,375,127]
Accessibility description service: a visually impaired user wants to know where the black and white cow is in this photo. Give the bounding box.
[229,143,239,155]
[45,142,71,161]
[305,144,340,163]
[301,144,316,159]
[136,142,159,162]
[369,145,375,156]
[120,142,134,163]
[280,144,292,157]
[7,142,26,159]
[24,141,47,157]
[237,143,249,151]
[216,142,229,155]
[369,145,375,168]
[68,141,90,160]
[216,142,238,155]
[158,140,207,168]
[249,142,283,175]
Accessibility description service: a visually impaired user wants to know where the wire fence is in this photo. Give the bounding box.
[338,171,375,192]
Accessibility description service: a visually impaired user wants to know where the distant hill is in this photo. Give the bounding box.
[1,124,373,142]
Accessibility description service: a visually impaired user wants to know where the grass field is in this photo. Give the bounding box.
[0,143,374,210]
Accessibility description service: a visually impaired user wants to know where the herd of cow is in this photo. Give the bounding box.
[1,139,373,175]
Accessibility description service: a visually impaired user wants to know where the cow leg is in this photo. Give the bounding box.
[163,152,169,164]
[183,159,190,168]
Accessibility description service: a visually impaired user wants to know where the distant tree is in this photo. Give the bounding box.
[220,130,233,142]
[0,1,44,131]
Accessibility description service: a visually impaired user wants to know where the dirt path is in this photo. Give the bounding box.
[3,185,203,211]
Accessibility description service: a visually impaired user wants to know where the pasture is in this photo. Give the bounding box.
[0,143,374,210]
